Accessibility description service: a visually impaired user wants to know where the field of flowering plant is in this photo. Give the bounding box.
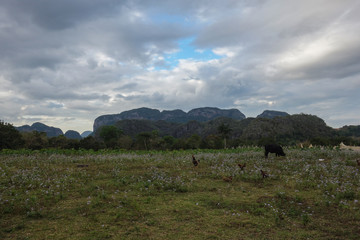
[1,147,359,239]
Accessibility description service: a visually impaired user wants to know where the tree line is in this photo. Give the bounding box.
[1,120,359,151]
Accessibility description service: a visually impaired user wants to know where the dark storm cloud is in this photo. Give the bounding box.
[115,83,138,91]
[0,0,359,132]
[15,53,64,70]
[291,42,360,80]
[2,0,120,30]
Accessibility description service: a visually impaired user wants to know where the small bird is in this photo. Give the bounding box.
[223,176,233,182]
[238,163,246,170]
[260,170,268,178]
[192,155,199,167]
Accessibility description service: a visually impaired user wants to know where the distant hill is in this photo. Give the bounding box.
[16,122,63,137]
[241,114,334,144]
[257,110,289,119]
[81,131,93,138]
[336,125,360,137]
[64,130,82,140]
[93,107,246,132]
[15,123,94,139]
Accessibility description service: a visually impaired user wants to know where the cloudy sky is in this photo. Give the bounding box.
[1,0,359,133]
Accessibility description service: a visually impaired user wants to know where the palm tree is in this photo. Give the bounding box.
[218,123,232,149]
[137,132,151,150]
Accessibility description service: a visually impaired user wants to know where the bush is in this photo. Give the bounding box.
[0,121,24,149]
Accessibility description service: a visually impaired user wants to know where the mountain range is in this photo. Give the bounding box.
[256,110,289,119]
[108,114,335,142]
[15,107,359,142]
[93,107,247,132]
[16,122,64,138]
[15,122,86,139]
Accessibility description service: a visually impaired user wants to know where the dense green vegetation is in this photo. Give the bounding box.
[0,121,24,150]
[1,115,360,151]
[1,148,360,239]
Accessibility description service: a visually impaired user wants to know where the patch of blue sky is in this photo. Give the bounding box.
[152,37,221,71]
[175,37,220,61]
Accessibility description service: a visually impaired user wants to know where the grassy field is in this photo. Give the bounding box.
[1,148,360,239]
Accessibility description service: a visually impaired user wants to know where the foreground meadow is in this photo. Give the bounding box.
[1,148,360,239]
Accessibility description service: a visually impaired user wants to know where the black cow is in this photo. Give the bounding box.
[265,144,285,158]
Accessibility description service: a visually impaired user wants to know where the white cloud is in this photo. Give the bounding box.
[212,47,237,57]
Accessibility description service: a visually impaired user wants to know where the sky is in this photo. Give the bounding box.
[1,0,360,134]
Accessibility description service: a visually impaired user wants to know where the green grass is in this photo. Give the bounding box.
[1,147,360,239]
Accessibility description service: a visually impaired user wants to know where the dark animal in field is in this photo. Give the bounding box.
[223,176,233,182]
[76,164,89,168]
[265,144,286,158]
[192,155,199,166]
[260,170,268,178]
[357,159,360,166]
[238,163,246,170]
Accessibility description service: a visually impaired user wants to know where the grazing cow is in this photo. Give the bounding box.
[264,144,285,158]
